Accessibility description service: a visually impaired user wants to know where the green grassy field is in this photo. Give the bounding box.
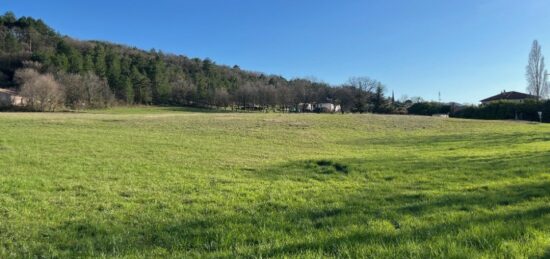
[0,107,549,258]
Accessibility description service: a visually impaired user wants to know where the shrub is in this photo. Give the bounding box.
[453,101,550,123]
[408,102,451,116]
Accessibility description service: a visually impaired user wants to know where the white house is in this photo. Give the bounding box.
[315,103,341,113]
[432,114,449,118]
[297,103,314,112]
[0,88,24,107]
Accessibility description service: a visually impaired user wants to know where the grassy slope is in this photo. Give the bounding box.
[0,107,549,258]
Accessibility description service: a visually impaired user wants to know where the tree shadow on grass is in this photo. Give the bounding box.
[22,150,550,257]
[240,151,550,257]
[30,180,549,258]
[246,150,550,184]
[253,176,550,257]
[397,181,550,215]
[338,131,550,150]
[261,203,550,257]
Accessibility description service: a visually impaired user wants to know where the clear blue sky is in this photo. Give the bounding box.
[2,0,549,103]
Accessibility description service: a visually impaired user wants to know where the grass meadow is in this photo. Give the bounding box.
[0,107,549,258]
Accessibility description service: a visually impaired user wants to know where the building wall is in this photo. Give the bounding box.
[12,95,24,106]
[315,103,334,112]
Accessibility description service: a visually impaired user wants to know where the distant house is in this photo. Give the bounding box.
[480,91,537,105]
[0,88,24,107]
[297,103,313,112]
[314,103,341,113]
[432,114,449,118]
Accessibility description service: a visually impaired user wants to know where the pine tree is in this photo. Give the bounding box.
[2,32,21,53]
[82,54,94,73]
[130,66,152,104]
[67,51,83,74]
[93,45,107,78]
[122,77,134,104]
[53,53,69,72]
[148,56,170,104]
[106,49,122,95]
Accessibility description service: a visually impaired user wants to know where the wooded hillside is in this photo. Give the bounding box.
[0,12,394,112]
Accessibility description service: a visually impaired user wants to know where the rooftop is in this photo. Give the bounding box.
[0,88,18,95]
[480,91,537,103]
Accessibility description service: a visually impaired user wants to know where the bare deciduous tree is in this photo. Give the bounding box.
[213,88,230,109]
[235,82,258,109]
[57,71,114,109]
[81,72,113,108]
[348,77,378,93]
[21,60,43,71]
[170,75,196,105]
[15,68,63,111]
[334,87,355,112]
[526,40,548,100]
[58,72,85,109]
